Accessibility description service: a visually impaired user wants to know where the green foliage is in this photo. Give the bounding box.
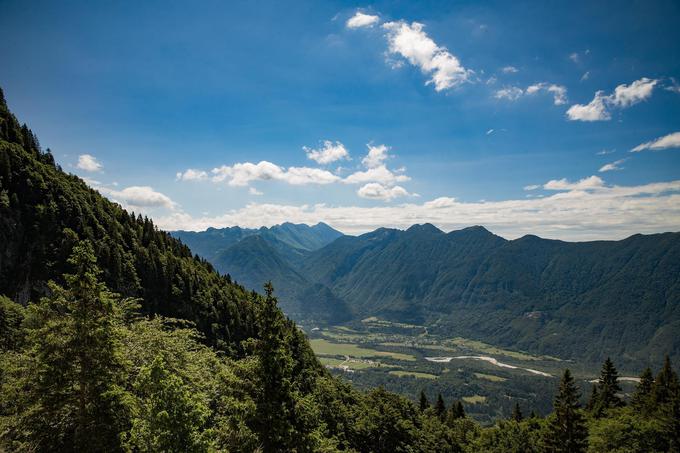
[0,295,25,351]
[544,369,589,453]
[125,356,209,452]
[588,357,623,417]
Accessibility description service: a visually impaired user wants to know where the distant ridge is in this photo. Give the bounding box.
[180,221,680,368]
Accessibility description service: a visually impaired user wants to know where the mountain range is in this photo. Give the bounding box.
[174,222,680,368]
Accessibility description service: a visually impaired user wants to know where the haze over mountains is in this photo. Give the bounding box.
[174,223,680,369]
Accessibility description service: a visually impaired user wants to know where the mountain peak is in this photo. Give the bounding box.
[406,223,443,234]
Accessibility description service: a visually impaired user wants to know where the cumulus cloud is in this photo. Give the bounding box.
[567,77,658,121]
[176,169,208,181]
[176,143,412,200]
[382,20,472,91]
[609,77,658,107]
[631,132,680,153]
[599,159,627,172]
[566,90,610,121]
[210,161,341,186]
[346,11,380,28]
[543,175,605,191]
[99,186,178,210]
[77,154,103,172]
[153,179,680,241]
[357,183,410,201]
[501,66,519,74]
[304,140,350,164]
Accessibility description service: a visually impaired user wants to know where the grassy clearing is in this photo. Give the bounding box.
[389,370,438,380]
[473,372,507,382]
[449,337,559,362]
[319,357,382,370]
[462,395,487,404]
[310,339,416,361]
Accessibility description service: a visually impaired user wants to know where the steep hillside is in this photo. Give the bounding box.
[0,89,272,354]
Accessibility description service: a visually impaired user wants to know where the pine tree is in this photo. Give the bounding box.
[434,394,446,420]
[446,400,465,426]
[254,282,298,452]
[544,369,588,453]
[597,357,623,410]
[631,367,654,411]
[17,240,131,451]
[419,390,430,412]
[511,402,523,422]
[653,355,679,405]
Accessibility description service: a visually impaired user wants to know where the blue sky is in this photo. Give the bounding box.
[1,0,679,239]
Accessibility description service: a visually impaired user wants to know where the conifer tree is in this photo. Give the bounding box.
[17,240,131,451]
[254,282,298,452]
[446,400,465,426]
[434,393,446,420]
[511,402,523,422]
[419,390,430,412]
[653,355,679,405]
[597,357,623,410]
[544,369,588,453]
[631,367,654,411]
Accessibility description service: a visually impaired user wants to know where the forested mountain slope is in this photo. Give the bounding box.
[299,224,680,367]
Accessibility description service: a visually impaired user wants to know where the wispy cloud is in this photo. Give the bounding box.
[599,158,627,172]
[495,82,568,105]
[501,66,519,74]
[631,132,680,152]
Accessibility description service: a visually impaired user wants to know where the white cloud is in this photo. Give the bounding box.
[597,149,616,155]
[486,129,494,135]
[361,144,389,168]
[495,86,524,101]
[153,179,680,241]
[543,175,605,191]
[566,90,610,121]
[382,20,472,91]
[304,140,350,164]
[523,184,540,191]
[249,187,263,196]
[569,52,580,63]
[344,165,410,185]
[599,159,627,172]
[609,77,658,107]
[77,154,103,172]
[526,83,568,105]
[176,169,208,181]
[581,71,590,81]
[99,186,178,210]
[501,66,519,74]
[357,183,410,201]
[495,83,567,105]
[567,77,658,122]
[631,132,680,153]
[210,161,341,186]
[346,11,380,28]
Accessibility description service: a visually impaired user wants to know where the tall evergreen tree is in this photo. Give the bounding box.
[597,357,623,410]
[631,367,654,411]
[419,390,430,412]
[511,402,523,422]
[653,355,679,405]
[434,393,446,420]
[13,241,131,451]
[544,369,588,453]
[254,282,298,452]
